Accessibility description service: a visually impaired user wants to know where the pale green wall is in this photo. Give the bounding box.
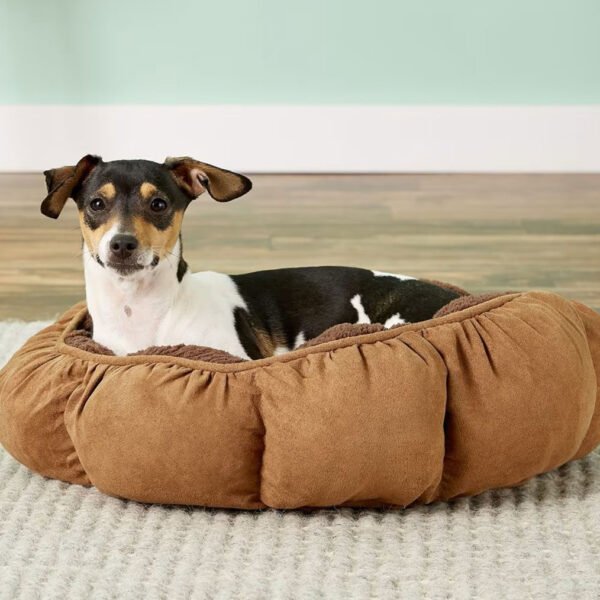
[1,0,599,104]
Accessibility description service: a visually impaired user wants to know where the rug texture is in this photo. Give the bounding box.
[0,320,599,599]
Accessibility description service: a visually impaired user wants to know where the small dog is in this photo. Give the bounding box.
[41,155,459,358]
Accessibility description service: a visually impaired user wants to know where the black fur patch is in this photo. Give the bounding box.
[177,257,188,282]
[233,307,264,360]
[176,234,188,282]
[75,160,192,233]
[232,267,460,357]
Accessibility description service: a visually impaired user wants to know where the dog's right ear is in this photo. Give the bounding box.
[41,154,102,219]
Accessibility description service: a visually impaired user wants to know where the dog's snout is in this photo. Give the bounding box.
[109,234,139,260]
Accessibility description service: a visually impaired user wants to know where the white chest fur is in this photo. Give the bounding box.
[83,245,250,358]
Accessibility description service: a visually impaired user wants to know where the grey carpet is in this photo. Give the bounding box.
[1,320,599,599]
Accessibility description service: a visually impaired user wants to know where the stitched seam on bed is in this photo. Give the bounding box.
[249,370,268,507]
[413,330,449,503]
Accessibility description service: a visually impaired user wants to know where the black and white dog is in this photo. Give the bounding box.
[41,155,459,358]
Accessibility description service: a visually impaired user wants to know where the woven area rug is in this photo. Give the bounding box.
[1,320,599,599]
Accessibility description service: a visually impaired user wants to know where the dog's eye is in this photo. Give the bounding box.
[150,198,168,212]
[90,198,106,212]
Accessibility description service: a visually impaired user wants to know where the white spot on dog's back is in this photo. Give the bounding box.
[274,345,289,356]
[372,270,415,281]
[384,313,405,328]
[350,294,371,324]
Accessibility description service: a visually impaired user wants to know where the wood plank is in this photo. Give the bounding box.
[0,173,598,320]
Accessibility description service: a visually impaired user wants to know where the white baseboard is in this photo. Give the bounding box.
[1,105,599,172]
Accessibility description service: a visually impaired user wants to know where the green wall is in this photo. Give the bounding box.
[1,0,599,104]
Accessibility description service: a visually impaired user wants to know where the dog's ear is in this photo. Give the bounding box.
[41,154,102,219]
[164,157,252,202]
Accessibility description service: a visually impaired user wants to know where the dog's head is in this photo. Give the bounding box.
[41,155,252,276]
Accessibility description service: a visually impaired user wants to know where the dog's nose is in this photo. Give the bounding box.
[109,234,138,260]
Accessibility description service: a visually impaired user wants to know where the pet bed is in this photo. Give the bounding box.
[0,290,599,509]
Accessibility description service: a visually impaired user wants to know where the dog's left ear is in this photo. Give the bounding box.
[41,154,102,218]
[164,157,252,202]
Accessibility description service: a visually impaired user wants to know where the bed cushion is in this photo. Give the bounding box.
[0,291,598,509]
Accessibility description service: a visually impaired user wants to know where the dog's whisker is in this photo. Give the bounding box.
[149,246,179,260]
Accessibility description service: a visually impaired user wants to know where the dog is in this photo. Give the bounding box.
[41,155,460,358]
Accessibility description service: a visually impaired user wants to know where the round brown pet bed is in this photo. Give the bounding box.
[0,290,599,509]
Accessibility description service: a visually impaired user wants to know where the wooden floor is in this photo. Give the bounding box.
[1,173,599,320]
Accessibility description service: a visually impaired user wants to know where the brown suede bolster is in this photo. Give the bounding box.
[1,290,599,511]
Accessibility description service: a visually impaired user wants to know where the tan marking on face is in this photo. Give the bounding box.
[78,212,117,255]
[140,182,157,199]
[96,182,116,199]
[131,211,184,257]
